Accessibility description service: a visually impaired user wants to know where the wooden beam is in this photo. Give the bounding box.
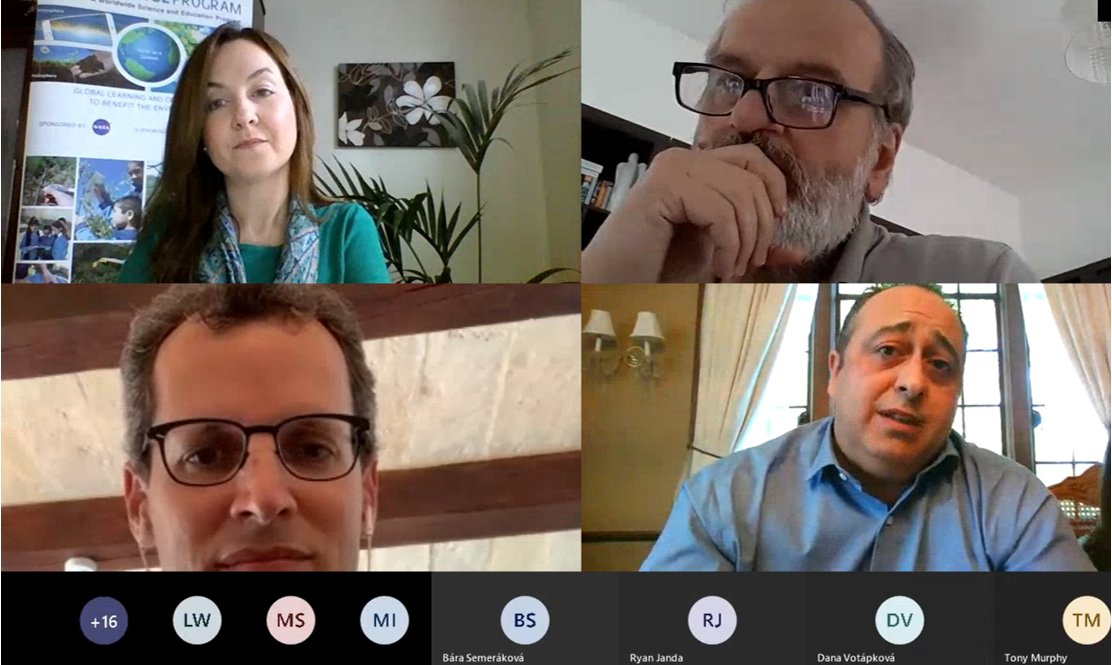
[0,284,580,381]
[581,531,660,543]
[1000,285,1035,471]
[809,284,834,421]
[0,451,580,571]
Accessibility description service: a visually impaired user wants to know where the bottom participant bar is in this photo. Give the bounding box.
[0,572,1106,662]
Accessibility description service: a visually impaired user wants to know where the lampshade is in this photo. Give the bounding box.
[1061,0,1110,84]
[630,311,664,346]
[583,309,616,338]
[1066,23,1110,84]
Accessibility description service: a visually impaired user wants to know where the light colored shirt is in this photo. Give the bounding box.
[829,215,1039,282]
[641,418,1095,572]
[51,235,69,262]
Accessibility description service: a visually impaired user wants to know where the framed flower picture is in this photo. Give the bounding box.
[336,62,456,148]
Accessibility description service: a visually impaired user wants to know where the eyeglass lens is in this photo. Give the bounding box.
[679,66,838,127]
[159,417,357,485]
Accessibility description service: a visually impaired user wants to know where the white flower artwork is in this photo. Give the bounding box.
[337,112,365,146]
[396,76,452,126]
[336,62,456,148]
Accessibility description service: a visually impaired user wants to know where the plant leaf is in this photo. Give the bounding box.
[463,83,484,136]
[526,267,580,283]
[477,79,491,129]
[337,158,359,195]
[437,109,479,172]
[447,209,482,257]
[451,93,483,152]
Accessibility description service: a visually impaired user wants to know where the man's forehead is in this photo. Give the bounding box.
[856,288,964,349]
[712,0,883,89]
[151,316,351,419]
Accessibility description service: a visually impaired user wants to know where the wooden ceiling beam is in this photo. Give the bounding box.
[0,284,580,381]
[1,450,581,571]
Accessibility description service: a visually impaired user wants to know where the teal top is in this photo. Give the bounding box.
[117,202,391,283]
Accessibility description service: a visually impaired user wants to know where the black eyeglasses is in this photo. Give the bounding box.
[673,62,890,129]
[143,413,371,486]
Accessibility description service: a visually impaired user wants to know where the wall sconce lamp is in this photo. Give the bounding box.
[582,310,666,385]
[583,309,619,381]
[627,311,665,384]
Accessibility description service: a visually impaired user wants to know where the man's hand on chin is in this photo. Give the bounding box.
[661,228,811,283]
[582,144,788,283]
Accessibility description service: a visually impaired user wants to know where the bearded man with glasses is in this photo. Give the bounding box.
[582,0,1037,283]
[121,285,378,571]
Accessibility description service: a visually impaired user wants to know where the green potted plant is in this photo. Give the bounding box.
[317,49,579,283]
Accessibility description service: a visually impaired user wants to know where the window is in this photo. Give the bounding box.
[1018,285,1106,487]
[836,284,1005,455]
[736,284,819,450]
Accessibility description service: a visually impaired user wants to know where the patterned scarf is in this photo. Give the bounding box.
[197,193,320,283]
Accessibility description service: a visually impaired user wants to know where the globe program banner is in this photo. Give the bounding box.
[12,0,252,284]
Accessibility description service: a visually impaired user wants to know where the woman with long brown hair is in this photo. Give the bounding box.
[118,24,388,283]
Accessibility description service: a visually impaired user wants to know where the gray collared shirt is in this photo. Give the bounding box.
[829,215,1039,282]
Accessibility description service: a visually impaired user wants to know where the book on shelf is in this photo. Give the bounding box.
[590,180,613,210]
[581,159,604,205]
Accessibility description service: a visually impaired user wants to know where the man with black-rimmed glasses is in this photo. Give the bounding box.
[582,0,1037,283]
[121,285,378,571]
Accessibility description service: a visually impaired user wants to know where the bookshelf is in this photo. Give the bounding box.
[581,105,690,248]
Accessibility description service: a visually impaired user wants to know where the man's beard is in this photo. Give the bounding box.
[709,132,878,261]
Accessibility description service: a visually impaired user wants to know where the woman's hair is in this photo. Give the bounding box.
[53,219,69,239]
[142,24,328,282]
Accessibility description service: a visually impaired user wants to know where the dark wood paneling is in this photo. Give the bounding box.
[1044,258,1111,284]
[999,285,1034,471]
[1,451,580,571]
[581,531,660,543]
[0,283,581,380]
[870,214,920,237]
[0,1,36,50]
[1,1,36,283]
[809,283,834,420]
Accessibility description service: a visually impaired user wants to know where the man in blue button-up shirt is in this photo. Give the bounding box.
[642,284,1095,571]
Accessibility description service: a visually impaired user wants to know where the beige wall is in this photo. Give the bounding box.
[581,284,701,570]
[266,0,573,282]
[526,0,582,275]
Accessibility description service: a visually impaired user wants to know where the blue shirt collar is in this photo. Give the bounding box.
[807,417,962,485]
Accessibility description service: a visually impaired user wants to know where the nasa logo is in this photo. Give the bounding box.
[93,119,111,136]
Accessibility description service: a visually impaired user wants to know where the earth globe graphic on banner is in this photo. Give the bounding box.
[113,23,185,88]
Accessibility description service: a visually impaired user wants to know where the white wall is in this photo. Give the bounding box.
[266,0,567,283]
[873,142,1024,254]
[582,0,702,142]
[527,0,582,275]
[1019,173,1111,279]
[583,0,1028,265]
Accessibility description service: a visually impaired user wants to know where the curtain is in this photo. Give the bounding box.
[683,283,797,480]
[1044,283,1111,431]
